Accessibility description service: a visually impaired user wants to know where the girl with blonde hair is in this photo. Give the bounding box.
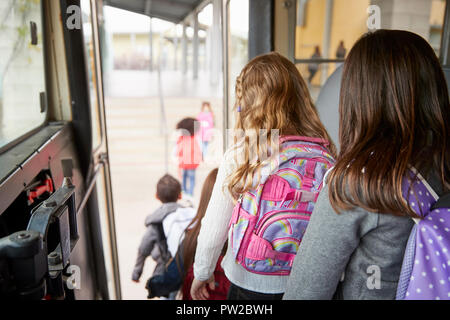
[190,52,336,300]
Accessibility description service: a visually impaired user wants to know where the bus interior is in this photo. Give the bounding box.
[0,0,449,300]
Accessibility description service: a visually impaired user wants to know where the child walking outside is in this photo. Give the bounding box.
[131,174,195,291]
[146,168,231,300]
[176,118,203,197]
[197,102,215,158]
[190,52,336,300]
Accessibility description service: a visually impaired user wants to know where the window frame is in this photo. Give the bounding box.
[441,0,450,66]
[290,0,450,69]
[0,0,50,155]
[80,0,105,153]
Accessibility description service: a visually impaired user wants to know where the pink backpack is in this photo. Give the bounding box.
[229,136,334,275]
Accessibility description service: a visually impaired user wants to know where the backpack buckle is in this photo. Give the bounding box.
[283,190,318,203]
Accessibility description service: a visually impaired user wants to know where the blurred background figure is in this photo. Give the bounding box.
[176,118,203,197]
[308,46,321,84]
[335,40,347,68]
[336,40,347,59]
[197,102,215,159]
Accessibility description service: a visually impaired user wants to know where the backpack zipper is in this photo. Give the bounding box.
[255,210,310,235]
[257,213,310,236]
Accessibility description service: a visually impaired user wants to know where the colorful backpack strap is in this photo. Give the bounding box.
[303,160,317,190]
[261,170,320,203]
[322,167,334,186]
[280,135,330,147]
[282,189,319,203]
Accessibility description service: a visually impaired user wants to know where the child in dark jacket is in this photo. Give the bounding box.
[146,169,230,300]
[132,174,185,282]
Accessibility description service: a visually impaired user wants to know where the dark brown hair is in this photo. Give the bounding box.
[179,168,220,281]
[156,174,181,203]
[328,30,450,217]
[177,118,199,137]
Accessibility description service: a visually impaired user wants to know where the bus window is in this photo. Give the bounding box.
[0,0,46,151]
[295,0,447,101]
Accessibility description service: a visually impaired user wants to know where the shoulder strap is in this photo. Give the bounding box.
[151,214,175,262]
[432,193,450,210]
[322,168,334,186]
[156,208,179,241]
[153,221,172,262]
[280,135,330,147]
[153,222,167,242]
[409,169,440,225]
[416,169,449,209]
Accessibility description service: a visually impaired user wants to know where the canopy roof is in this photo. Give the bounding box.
[104,0,204,24]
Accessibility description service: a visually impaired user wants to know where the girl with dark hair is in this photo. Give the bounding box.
[181,168,230,299]
[284,30,450,300]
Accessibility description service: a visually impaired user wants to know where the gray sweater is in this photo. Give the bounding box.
[132,202,181,282]
[283,185,415,300]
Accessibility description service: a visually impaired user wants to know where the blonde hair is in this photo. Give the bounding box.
[226,52,336,199]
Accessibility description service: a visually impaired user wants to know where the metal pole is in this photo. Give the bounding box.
[321,0,333,85]
[193,12,199,79]
[182,23,188,74]
[287,0,296,62]
[149,18,154,71]
[440,0,450,67]
[223,0,230,152]
[145,0,153,71]
[158,37,169,173]
[211,0,223,85]
[174,30,179,71]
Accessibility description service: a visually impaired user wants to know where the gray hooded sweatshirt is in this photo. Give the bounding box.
[132,202,181,282]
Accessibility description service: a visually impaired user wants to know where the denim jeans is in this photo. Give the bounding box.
[227,283,283,300]
[182,169,196,196]
[202,141,209,158]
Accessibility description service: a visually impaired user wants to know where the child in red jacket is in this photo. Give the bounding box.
[176,118,203,197]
